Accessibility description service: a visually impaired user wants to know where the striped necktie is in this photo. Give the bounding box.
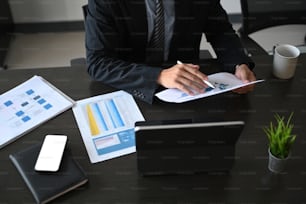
[146,0,165,64]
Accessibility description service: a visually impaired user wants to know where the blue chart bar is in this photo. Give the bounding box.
[92,103,108,131]
[105,99,124,128]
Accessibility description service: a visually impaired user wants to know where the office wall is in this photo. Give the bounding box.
[221,0,241,14]
[9,0,88,23]
[9,0,241,23]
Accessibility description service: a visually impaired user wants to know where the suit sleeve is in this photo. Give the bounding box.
[85,0,162,104]
[204,1,255,73]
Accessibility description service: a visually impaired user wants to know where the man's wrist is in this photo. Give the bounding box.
[235,63,257,78]
[236,62,255,70]
[235,63,248,72]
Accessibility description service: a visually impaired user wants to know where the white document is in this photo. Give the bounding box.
[155,72,265,103]
[0,76,75,149]
[72,90,145,163]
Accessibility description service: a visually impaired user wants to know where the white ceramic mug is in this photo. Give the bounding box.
[273,44,300,79]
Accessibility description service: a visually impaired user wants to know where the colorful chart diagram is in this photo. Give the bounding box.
[0,75,74,149]
[85,99,124,136]
[72,90,145,163]
[1,89,53,129]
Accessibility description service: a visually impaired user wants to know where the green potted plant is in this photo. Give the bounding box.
[263,112,296,173]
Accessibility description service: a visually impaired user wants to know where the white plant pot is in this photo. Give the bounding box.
[268,148,290,174]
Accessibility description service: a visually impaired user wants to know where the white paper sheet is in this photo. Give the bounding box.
[0,75,75,148]
[72,90,145,163]
[155,72,265,103]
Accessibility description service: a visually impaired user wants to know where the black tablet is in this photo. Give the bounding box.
[134,120,245,176]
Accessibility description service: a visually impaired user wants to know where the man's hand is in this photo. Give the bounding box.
[157,63,208,95]
[233,64,256,94]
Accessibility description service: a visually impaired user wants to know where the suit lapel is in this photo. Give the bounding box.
[120,0,148,59]
[121,0,147,33]
[169,0,192,60]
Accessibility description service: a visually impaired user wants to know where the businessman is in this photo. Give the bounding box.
[85,0,256,104]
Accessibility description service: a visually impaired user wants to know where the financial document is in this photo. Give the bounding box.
[0,75,75,148]
[72,90,145,163]
[155,72,264,103]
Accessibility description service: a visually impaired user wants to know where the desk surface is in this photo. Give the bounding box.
[1,55,306,203]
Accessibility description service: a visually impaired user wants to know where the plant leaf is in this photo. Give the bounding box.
[263,112,296,159]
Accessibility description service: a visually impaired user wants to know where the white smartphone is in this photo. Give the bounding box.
[34,135,67,172]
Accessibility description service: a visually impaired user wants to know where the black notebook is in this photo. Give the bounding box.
[9,143,88,204]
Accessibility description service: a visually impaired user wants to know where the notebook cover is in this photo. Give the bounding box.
[9,143,88,204]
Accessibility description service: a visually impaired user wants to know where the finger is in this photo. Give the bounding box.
[182,72,208,91]
[182,66,209,85]
[177,76,207,94]
[185,63,200,70]
[176,81,196,96]
[177,63,206,78]
[174,65,207,88]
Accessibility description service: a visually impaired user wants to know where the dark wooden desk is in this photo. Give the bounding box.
[1,55,306,203]
[0,0,13,69]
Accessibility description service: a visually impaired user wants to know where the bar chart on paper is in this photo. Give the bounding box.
[72,91,145,163]
[85,99,125,136]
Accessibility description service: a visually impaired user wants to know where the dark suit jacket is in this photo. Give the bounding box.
[85,0,254,104]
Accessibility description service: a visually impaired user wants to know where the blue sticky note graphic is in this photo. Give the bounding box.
[44,104,52,110]
[38,98,46,104]
[16,111,24,117]
[4,100,13,107]
[26,89,34,95]
[22,116,31,122]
